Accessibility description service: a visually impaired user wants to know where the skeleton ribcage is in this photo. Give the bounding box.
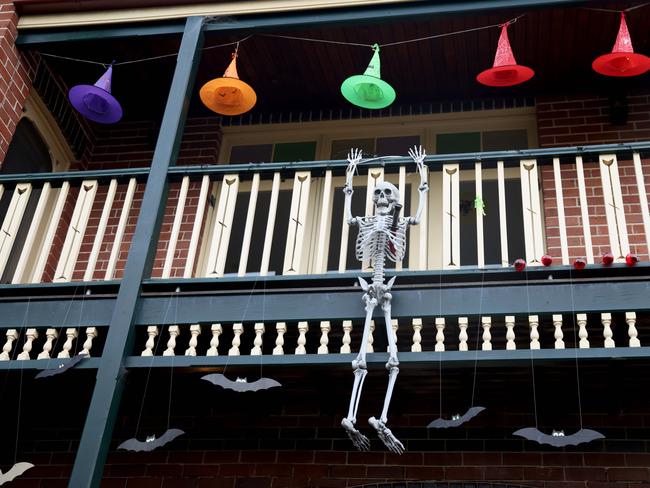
[355,216,408,263]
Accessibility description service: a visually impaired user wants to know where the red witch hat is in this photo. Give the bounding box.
[477,23,534,87]
[592,12,650,77]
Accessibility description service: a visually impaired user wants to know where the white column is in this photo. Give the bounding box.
[529,315,540,350]
[273,322,287,355]
[37,328,59,359]
[318,321,331,354]
[206,324,222,356]
[552,314,564,349]
[82,327,98,356]
[228,323,243,356]
[163,325,180,356]
[141,326,159,357]
[577,314,589,349]
[184,324,202,356]
[0,329,19,361]
[601,313,615,348]
[340,321,353,353]
[17,328,39,360]
[481,316,492,351]
[57,328,78,358]
[411,318,423,352]
[251,323,265,355]
[505,316,516,350]
[458,317,468,351]
[626,312,640,347]
[295,321,309,354]
[434,318,445,352]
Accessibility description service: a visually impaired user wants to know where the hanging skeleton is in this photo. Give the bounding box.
[341,146,429,454]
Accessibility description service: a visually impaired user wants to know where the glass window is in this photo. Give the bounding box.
[2,118,52,174]
[436,132,481,154]
[482,129,528,151]
[272,141,316,162]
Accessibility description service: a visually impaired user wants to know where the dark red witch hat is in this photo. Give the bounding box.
[477,23,534,87]
[592,12,650,77]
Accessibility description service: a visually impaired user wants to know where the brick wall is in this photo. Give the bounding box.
[537,94,650,262]
[0,1,34,163]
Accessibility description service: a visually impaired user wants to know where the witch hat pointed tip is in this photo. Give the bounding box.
[94,65,113,93]
[493,24,517,68]
[612,12,634,54]
[223,53,240,79]
[363,47,382,79]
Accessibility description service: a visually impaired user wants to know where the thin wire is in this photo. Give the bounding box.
[38,36,253,68]
[567,265,585,430]
[524,267,539,428]
[166,294,179,431]
[469,266,486,408]
[12,297,30,465]
[261,33,372,48]
[583,2,650,13]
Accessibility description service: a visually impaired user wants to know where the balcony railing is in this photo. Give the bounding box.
[0,141,649,286]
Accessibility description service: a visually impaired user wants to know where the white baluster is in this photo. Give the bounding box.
[626,312,640,347]
[340,320,352,354]
[57,328,78,358]
[185,324,201,356]
[251,323,265,355]
[435,318,445,352]
[411,318,423,352]
[602,313,615,348]
[577,313,589,348]
[17,329,39,360]
[163,325,180,357]
[367,320,375,353]
[82,327,98,356]
[552,314,565,349]
[318,321,330,354]
[505,316,516,350]
[388,319,398,352]
[529,315,540,350]
[229,323,243,356]
[458,317,468,352]
[273,322,286,355]
[206,324,222,356]
[37,328,58,359]
[0,329,19,361]
[481,316,492,351]
[141,326,159,357]
[295,321,308,355]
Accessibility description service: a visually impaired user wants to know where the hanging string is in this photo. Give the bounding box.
[12,297,30,465]
[166,293,179,431]
[38,36,253,68]
[567,265,585,430]
[582,2,650,14]
[37,13,523,68]
[469,266,486,409]
[524,266,539,428]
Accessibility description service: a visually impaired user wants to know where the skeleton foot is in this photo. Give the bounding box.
[369,416,405,455]
[341,418,370,451]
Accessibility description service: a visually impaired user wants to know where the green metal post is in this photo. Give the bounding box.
[68,16,205,488]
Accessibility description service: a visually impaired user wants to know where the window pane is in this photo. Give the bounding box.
[436,132,481,154]
[272,141,316,162]
[330,139,374,160]
[2,119,52,174]
[482,129,528,151]
[229,144,273,164]
[376,136,420,156]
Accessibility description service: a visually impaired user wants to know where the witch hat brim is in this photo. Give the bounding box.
[69,84,123,124]
[476,64,535,87]
[592,52,650,77]
[199,77,257,116]
[341,74,396,109]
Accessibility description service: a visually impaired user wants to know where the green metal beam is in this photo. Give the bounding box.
[68,16,205,488]
[16,0,589,45]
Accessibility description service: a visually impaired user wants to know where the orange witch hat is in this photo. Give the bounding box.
[200,52,257,116]
[477,23,534,87]
[592,12,650,77]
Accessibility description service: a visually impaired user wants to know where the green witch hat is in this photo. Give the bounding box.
[341,44,396,109]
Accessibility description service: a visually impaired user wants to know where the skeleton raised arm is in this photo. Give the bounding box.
[407,145,429,225]
[343,148,363,226]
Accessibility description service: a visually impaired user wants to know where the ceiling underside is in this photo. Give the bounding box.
[30,1,650,121]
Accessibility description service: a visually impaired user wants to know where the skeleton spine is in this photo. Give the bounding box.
[372,216,389,286]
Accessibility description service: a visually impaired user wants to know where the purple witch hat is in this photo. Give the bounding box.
[69,65,123,124]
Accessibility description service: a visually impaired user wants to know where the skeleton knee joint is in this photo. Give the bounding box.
[352,358,367,370]
[385,358,399,370]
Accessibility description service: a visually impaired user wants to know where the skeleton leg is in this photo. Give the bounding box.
[341,292,376,451]
[369,292,405,455]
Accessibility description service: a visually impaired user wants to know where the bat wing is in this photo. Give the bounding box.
[117,429,185,452]
[201,373,281,392]
[35,353,88,379]
[513,427,604,447]
[427,406,486,429]
[0,462,34,484]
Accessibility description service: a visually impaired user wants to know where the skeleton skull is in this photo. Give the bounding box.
[373,182,400,215]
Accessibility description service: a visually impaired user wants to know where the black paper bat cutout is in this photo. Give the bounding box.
[427,406,486,429]
[201,373,281,392]
[117,428,185,452]
[0,462,34,485]
[35,353,88,379]
[513,427,605,447]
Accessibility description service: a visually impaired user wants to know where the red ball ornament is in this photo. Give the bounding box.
[541,255,553,267]
[514,258,526,271]
[601,252,614,266]
[573,257,587,270]
[626,253,639,266]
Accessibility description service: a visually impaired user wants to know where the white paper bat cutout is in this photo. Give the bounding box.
[117,429,185,452]
[201,373,281,392]
[513,427,605,447]
[427,406,486,429]
[0,462,34,485]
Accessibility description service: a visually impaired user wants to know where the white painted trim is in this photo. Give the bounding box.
[475,162,484,268]
[238,173,260,276]
[497,161,509,267]
[0,183,31,278]
[442,164,459,268]
[12,183,49,283]
[519,160,544,265]
[260,172,281,276]
[599,154,629,261]
[84,179,117,281]
[104,178,137,280]
[633,152,650,256]
[162,176,190,278]
[31,182,69,283]
[283,171,311,274]
[314,170,333,274]
[575,156,594,263]
[552,158,570,265]
[205,174,240,277]
[184,175,211,278]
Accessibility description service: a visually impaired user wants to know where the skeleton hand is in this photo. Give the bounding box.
[344,148,363,194]
[408,146,429,193]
